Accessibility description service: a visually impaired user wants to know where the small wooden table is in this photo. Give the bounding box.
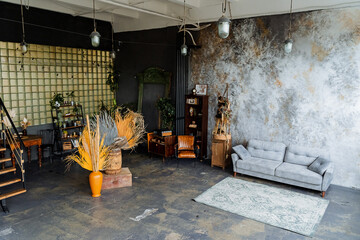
[12,135,42,168]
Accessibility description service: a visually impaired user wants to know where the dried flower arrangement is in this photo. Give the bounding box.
[65,115,109,172]
[20,117,30,130]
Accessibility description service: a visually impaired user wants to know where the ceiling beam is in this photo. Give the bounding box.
[99,0,182,22]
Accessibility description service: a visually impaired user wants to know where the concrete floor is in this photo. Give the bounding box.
[0,153,359,240]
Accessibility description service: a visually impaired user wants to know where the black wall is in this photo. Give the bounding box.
[114,27,179,132]
[0,2,112,50]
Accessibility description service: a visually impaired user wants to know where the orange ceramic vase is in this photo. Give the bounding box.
[89,171,103,197]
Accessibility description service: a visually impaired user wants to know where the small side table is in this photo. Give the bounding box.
[11,135,42,168]
[147,133,176,162]
[211,134,232,170]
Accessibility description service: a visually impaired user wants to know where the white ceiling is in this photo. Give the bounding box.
[3,0,360,32]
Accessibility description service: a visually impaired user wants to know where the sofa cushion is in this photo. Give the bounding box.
[247,139,286,162]
[236,157,283,176]
[284,145,328,166]
[275,162,322,185]
[233,145,251,160]
[308,157,331,175]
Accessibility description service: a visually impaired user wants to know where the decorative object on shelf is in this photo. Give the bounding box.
[189,121,197,128]
[189,106,194,117]
[186,98,198,105]
[66,115,109,197]
[192,88,196,95]
[217,0,232,39]
[19,0,28,54]
[195,84,208,96]
[213,84,231,136]
[20,116,30,136]
[66,91,76,106]
[156,97,175,130]
[49,92,64,109]
[284,0,294,54]
[90,0,101,47]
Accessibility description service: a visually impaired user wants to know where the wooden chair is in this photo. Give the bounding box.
[174,135,200,167]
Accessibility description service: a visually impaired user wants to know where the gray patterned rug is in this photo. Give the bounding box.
[194,177,329,236]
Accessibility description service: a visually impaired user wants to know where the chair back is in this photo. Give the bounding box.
[178,135,194,151]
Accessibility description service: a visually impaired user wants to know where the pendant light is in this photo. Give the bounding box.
[20,0,27,54]
[284,0,293,53]
[180,0,187,56]
[90,0,101,47]
[110,18,116,59]
[217,0,231,39]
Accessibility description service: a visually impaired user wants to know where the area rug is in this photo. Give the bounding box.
[194,177,329,236]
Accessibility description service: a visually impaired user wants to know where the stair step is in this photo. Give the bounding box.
[0,147,6,152]
[0,157,11,164]
[0,188,26,201]
[0,178,21,187]
[0,167,16,175]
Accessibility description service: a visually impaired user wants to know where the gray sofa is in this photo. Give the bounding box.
[231,139,334,197]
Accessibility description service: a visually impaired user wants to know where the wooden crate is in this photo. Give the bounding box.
[211,134,231,170]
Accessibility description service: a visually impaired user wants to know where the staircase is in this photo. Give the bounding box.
[0,97,26,213]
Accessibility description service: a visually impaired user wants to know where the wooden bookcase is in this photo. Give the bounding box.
[147,133,176,162]
[184,95,208,159]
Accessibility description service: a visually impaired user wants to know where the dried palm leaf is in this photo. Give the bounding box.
[114,109,146,150]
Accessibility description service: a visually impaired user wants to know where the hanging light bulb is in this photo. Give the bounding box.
[90,0,101,47]
[217,0,231,39]
[110,50,116,59]
[181,0,188,56]
[284,0,293,54]
[20,0,28,55]
[181,44,188,56]
[284,39,293,53]
[20,41,28,54]
[218,16,231,39]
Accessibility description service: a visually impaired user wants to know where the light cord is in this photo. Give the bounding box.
[288,0,293,38]
[93,0,96,31]
[20,0,26,43]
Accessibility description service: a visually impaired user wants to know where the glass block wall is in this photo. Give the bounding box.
[0,41,113,126]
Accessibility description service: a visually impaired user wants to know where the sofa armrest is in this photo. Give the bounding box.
[322,162,334,191]
[231,153,240,172]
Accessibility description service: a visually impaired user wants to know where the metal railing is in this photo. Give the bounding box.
[0,97,26,189]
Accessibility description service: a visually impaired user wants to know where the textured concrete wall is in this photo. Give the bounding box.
[190,8,360,189]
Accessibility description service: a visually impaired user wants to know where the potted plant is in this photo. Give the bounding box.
[106,64,121,93]
[156,97,175,130]
[66,115,109,197]
[50,92,64,108]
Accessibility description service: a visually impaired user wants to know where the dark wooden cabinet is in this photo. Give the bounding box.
[147,133,176,162]
[184,95,208,159]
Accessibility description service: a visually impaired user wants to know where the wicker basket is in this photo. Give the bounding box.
[105,148,122,175]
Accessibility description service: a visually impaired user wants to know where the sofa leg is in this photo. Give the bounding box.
[233,172,237,177]
[321,191,325,198]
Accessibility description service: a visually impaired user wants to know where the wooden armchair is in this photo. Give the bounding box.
[174,135,200,167]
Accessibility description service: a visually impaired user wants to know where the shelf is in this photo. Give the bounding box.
[63,114,82,118]
[58,104,82,108]
[62,136,79,140]
[61,125,84,130]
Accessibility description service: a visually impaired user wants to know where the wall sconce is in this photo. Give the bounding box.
[284,0,293,53]
[217,0,231,39]
[90,0,101,47]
